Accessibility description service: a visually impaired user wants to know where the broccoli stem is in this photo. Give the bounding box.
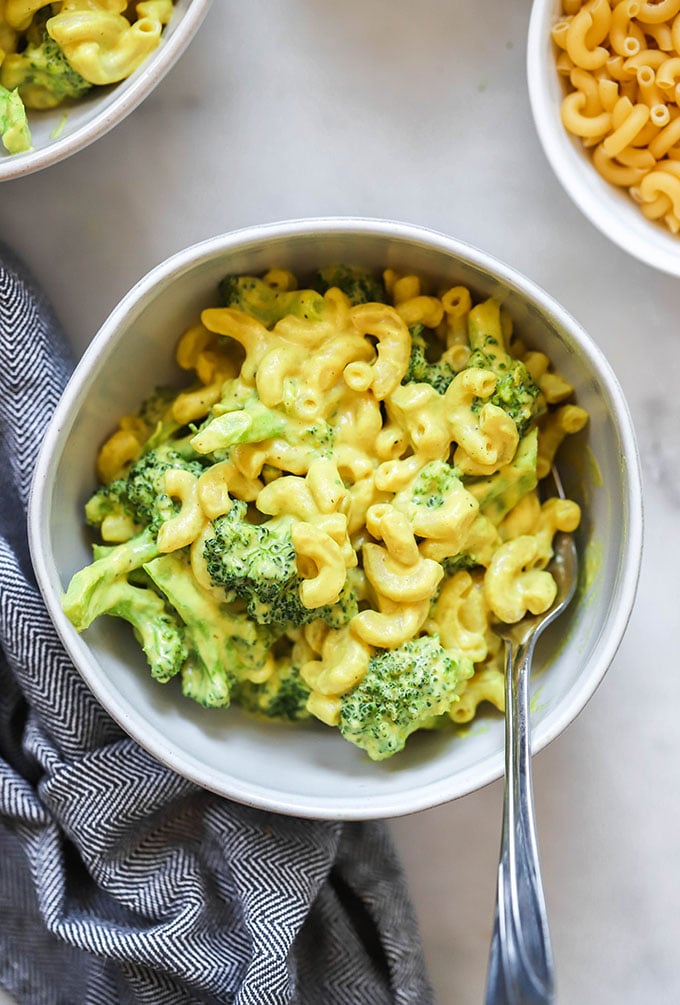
[0,85,31,154]
[143,553,235,708]
[468,428,539,523]
[190,401,287,454]
[62,528,160,632]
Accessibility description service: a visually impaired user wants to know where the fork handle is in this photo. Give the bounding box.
[485,638,555,1005]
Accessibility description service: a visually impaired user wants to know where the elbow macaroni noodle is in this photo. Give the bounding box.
[554,0,680,233]
[93,266,587,730]
[47,9,164,87]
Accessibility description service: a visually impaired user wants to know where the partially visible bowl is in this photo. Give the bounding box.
[528,0,680,276]
[27,217,644,820]
[0,0,212,182]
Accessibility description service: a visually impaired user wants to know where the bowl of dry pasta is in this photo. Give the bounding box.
[0,0,212,181]
[27,217,643,819]
[528,0,680,275]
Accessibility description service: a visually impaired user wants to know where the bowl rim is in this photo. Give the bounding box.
[0,0,213,182]
[526,0,680,277]
[27,216,645,819]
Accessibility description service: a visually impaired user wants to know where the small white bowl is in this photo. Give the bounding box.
[528,0,680,276]
[28,218,644,820]
[0,0,212,182]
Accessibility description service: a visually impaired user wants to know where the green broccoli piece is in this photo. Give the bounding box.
[467,428,539,524]
[1,17,91,106]
[61,527,161,632]
[204,500,297,606]
[191,379,334,458]
[190,393,288,455]
[392,460,478,547]
[218,274,327,328]
[247,575,358,629]
[312,264,386,304]
[409,459,462,509]
[440,552,481,577]
[144,552,279,708]
[203,500,357,628]
[84,396,202,532]
[125,448,204,530]
[62,541,187,682]
[99,446,205,533]
[84,478,135,530]
[466,300,543,436]
[179,654,222,708]
[467,348,543,436]
[0,84,31,154]
[137,386,184,450]
[339,636,473,760]
[65,441,208,630]
[102,579,188,683]
[235,660,312,723]
[401,324,455,394]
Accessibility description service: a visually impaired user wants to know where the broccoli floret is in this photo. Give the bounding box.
[0,84,31,154]
[64,441,210,630]
[179,655,222,708]
[84,414,201,538]
[137,386,184,450]
[103,579,188,683]
[401,324,455,394]
[338,636,473,760]
[468,348,542,436]
[204,500,357,628]
[235,660,312,723]
[61,527,161,632]
[204,500,297,605]
[410,459,462,509]
[290,419,337,457]
[1,16,92,109]
[248,575,358,629]
[218,274,327,328]
[144,552,279,708]
[312,264,386,305]
[391,460,478,549]
[466,300,543,436]
[85,478,134,529]
[440,552,480,577]
[137,386,177,428]
[120,447,206,532]
[63,545,187,682]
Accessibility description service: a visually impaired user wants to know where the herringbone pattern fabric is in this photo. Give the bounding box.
[0,245,434,1005]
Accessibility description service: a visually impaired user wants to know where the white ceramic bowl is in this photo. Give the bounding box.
[0,0,212,182]
[28,218,643,820]
[528,0,680,276]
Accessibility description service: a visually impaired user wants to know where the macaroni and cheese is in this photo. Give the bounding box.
[62,264,588,761]
[0,0,174,154]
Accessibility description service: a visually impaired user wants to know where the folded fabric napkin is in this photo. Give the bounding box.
[0,244,434,1005]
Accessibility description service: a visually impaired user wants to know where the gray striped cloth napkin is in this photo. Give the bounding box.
[0,244,435,1005]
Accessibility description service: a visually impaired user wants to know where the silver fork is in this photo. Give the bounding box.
[484,467,578,1005]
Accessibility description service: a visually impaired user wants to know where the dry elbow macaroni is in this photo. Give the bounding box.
[93,265,588,730]
[554,0,680,233]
